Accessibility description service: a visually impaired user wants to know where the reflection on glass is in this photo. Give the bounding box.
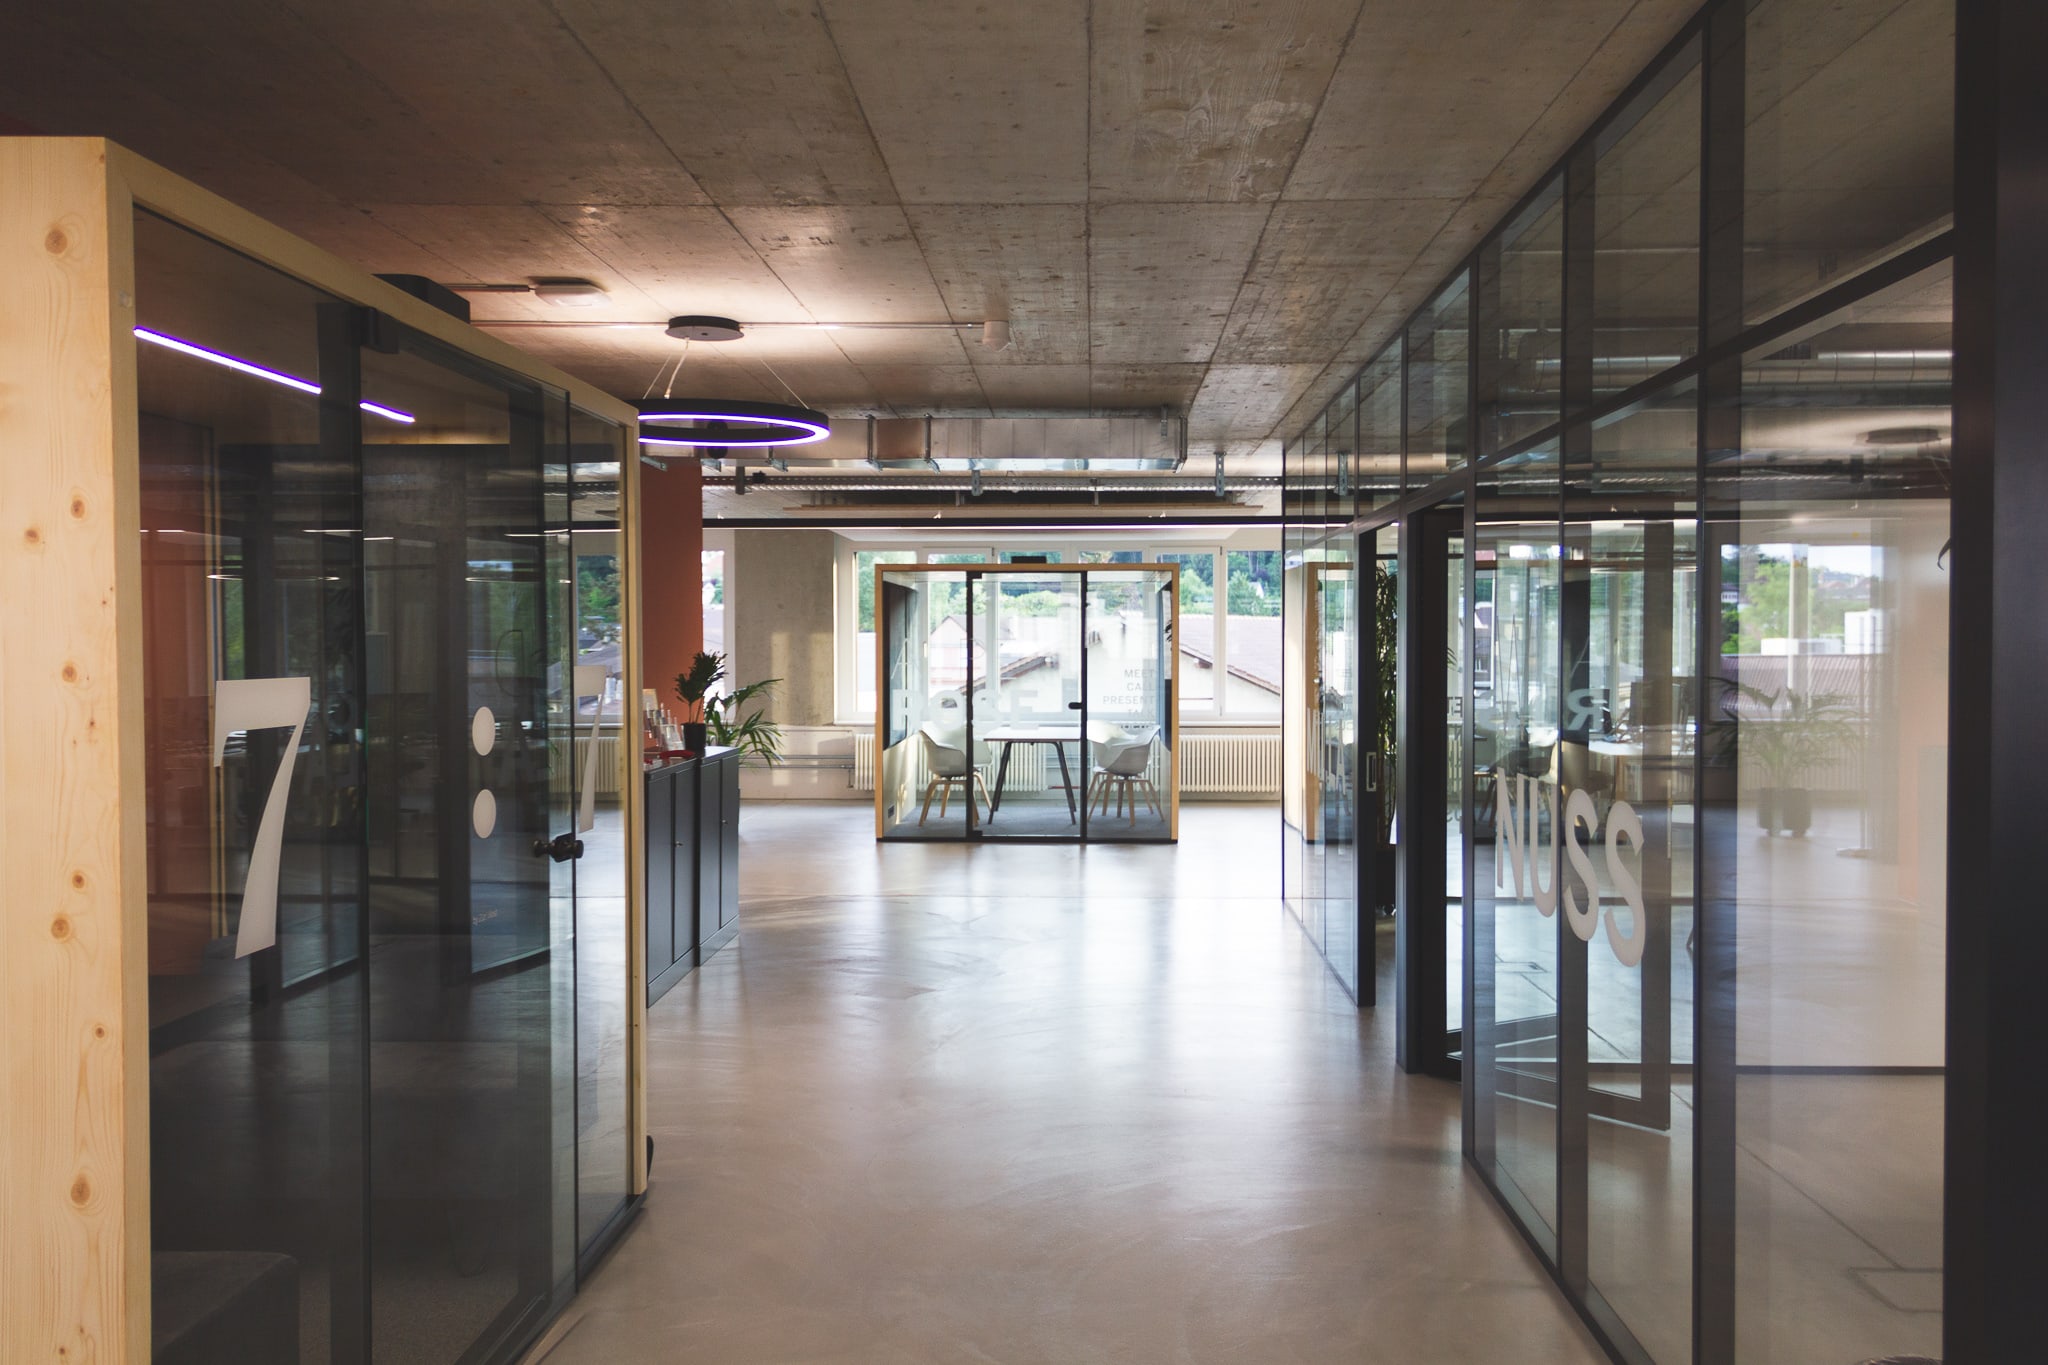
[138,210,588,1365]
[1722,262,1949,1364]
[1446,532,1467,1039]
[854,549,916,715]
[1743,0,1954,326]
[1592,49,1701,402]
[1159,552,1219,711]
[1571,506,1697,1365]
[1479,179,1564,454]
[1408,272,1471,485]
[1358,344,1403,509]
[1472,453,1564,1247]
[568,406,633,1258]
[138,209,361,1365]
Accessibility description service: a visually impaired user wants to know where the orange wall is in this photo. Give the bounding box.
[638,454,704,712]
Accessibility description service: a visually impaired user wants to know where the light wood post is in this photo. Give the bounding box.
[0,137,151,1365]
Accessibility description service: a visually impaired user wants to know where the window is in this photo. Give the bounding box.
[838,541,1282,722]
[854,550,916,716]
[700,548,726,663]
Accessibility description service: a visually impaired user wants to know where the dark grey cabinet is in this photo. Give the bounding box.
[646,748,742,1006]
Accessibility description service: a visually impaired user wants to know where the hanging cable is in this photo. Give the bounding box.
[755,354,810,410]
[663,340,690,399]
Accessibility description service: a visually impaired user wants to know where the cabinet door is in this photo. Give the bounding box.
[697,759,722,944]
[670,761,698,961]
[645,770,674,975]
[720,755,741,928]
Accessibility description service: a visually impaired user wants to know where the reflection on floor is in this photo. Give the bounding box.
[885,788,1172,842]
[539,801,1607,1364]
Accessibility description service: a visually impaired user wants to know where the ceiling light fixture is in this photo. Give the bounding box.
[135,328,415,423]
[664,315,745,342]
[635,398,830,448]
[531,278,610,307]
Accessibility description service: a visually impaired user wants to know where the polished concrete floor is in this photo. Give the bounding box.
[533,801,1607,1364]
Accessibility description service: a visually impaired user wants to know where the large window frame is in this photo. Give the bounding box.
[835,539,1282,725]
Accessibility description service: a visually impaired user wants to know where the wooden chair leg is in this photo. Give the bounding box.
[974,772,994,822]
[938,778,952,818]
[919,778,939,825]
[1126,777,1138,825]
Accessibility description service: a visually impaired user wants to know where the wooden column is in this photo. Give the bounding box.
[0,137,150,1364]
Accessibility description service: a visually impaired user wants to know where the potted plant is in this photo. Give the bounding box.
[1731,682,1860,836]
[706,674,786,765]
[1368,563,1398,913]
[674,651,723,753]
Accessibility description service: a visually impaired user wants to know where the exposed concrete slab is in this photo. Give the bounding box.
[1089,203,1273,365]
[817,0,1090,204]
[1090,0,1360,204]
[552,0,898,208]
[543,203,811,325]
[905,205,1091,366]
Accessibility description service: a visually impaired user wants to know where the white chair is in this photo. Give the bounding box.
[1086,721,1160,824]
[917,723,992,825]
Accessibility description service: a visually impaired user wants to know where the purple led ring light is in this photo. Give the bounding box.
[635,398,830,448]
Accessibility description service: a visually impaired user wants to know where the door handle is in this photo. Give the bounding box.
[1067,702,1084,710]
[534,832,584,862]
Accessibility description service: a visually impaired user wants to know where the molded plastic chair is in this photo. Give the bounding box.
[1086,721,1159,824]
[918,723,992,825]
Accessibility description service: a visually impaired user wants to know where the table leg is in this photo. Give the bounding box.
[1054,742,1077,823]
[991,741,1014,815]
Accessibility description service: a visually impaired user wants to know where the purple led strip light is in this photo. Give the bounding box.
[136,327,415,423]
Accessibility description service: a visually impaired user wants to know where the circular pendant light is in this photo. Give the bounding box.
[635,398,831,448]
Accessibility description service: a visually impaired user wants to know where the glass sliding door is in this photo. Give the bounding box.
[1471,448,1565,1252]
[359,327,576,1362]
[564,410,635,1263]
[874,565,982,840]
[136,209,370,1365]
[136,210,613,1365]
[1082,569,1176,842]
[874,564,1178,844]
[972,568,1085,842]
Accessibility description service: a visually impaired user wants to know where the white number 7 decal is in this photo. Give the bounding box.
[212,676,312,958]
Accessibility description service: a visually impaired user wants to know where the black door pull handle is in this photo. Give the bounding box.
[534,832,584,862]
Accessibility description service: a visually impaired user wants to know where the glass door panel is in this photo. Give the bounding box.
[876,566,980,839]
[1471,472,1564,1250]
[1083,569,1174,842]
[566,409,633,1261]
[360,330,574,1362]
[1447,533,1467,1043]
[1317,557,1360,992]
[971,569,1084,842]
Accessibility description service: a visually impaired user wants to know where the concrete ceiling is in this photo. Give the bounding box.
[1,0,1700,485]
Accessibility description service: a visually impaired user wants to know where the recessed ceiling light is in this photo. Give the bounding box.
[532,279,610,307]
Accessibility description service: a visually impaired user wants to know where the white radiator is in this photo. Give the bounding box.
[1181,733,1281,795]
[553,735,624,798]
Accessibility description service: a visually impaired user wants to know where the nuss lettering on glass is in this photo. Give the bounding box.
[1494,773,1649,968]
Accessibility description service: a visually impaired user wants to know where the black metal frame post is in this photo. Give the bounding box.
[1949,2,2048,1359]
[1396,502,1459,1077]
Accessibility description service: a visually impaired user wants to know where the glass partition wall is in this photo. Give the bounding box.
[874,563,1179,843]
[136,208,635,1364]
[1280,0,1953,1359]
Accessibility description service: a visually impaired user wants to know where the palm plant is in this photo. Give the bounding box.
[674,651,724,723]
[706,676,786,765]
